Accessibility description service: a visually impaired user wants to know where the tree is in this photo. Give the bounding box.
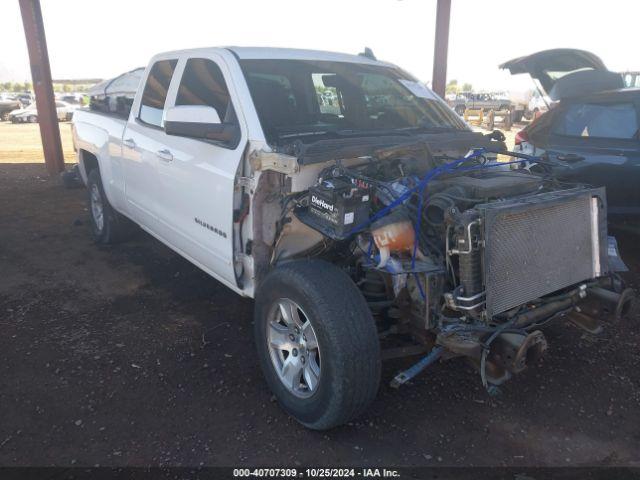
[445,79,459,94]
[1,82,12,91]
[461,82,473,92]
[13,81,33,92]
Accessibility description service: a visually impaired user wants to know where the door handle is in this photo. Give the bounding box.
[157,149,173,162]
[123,138,136,148]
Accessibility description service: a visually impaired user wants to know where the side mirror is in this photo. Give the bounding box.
[164,105,239,146]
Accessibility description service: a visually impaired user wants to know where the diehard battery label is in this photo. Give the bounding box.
[310,195,339,224]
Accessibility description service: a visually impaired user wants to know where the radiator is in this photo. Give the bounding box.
[480,188,607,318]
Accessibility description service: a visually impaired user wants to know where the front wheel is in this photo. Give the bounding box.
[28,115,37,123]
[254,260,380,430]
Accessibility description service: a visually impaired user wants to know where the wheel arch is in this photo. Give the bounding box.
[78,149,99,184]
[76,147,124,215]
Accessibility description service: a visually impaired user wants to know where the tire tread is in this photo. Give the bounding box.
[255,259,380,430]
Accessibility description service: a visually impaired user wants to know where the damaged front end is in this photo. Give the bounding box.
[262,143,634,392]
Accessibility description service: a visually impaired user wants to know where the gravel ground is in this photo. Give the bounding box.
[0,124,639,467]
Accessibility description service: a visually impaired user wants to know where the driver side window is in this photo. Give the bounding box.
[175,58,237,124]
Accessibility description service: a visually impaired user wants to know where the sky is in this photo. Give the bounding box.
[2,0,639,93]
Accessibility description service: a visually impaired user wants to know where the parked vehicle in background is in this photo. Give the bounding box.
[16,92,34,106]
[60,93,85,105]
[508,49,639,221]
[86,67,144,118]
[622,71,640,88]
[527,90,551,119]
[449,91,512,116]
[72,46,631,430]
[0,93,22,121]
[506,90,530,123]
[9,100,77,123]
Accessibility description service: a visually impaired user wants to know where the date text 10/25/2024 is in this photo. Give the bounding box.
[232,468,400,478]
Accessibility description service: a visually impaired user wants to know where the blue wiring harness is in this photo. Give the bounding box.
[356,147,545,390]
[350,148,539,300]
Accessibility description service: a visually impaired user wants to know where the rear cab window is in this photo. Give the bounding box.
[139,59,178,127]
[553,102,639,139]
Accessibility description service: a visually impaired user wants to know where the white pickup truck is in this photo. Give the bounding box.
[73,47,632,430]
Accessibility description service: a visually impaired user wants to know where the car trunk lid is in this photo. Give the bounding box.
[500,49,622,101]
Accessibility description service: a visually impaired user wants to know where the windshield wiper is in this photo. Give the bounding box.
[276,125,448,142]
[401,124,462,134]
[278,130,330,140]
[334,128,414,138]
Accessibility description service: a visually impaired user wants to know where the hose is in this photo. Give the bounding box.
[350,149,541,301]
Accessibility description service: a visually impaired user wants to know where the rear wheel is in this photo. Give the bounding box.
[87,169,133,244]
[254,259,380,430]
[28,115,37,123]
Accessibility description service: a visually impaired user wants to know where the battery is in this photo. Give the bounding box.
[304,176,371,239]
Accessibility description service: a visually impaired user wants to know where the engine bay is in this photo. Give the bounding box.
[260,144,632,389]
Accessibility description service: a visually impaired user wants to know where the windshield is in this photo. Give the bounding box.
[239,59,468,145]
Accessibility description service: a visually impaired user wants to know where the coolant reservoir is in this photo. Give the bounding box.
[371,211,416,263]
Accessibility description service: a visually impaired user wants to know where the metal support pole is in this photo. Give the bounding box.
[18,0,65,175]
[431,0,452,99]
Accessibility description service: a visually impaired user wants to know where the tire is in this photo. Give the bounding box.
[513,110,524,123]
[28,115,37,123]
[455,105,466,116]
[61,164,82,189]
[87,169,133,244]
[254,259,380,430]
[1,112,8,122]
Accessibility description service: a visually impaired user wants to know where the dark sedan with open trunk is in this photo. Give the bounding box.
[504,49,640,222]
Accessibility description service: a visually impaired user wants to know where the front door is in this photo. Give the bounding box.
[152,54,246,287]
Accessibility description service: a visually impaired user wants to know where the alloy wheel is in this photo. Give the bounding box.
[267,298,321,398]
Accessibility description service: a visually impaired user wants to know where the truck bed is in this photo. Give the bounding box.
[72,108,127,183]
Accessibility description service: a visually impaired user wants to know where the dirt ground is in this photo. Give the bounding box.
[0,122,639,467]
[0,122,75,163]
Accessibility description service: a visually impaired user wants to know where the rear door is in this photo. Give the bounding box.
[543,98,640,215]
[152,53,246,286]
[121,58,179,227]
